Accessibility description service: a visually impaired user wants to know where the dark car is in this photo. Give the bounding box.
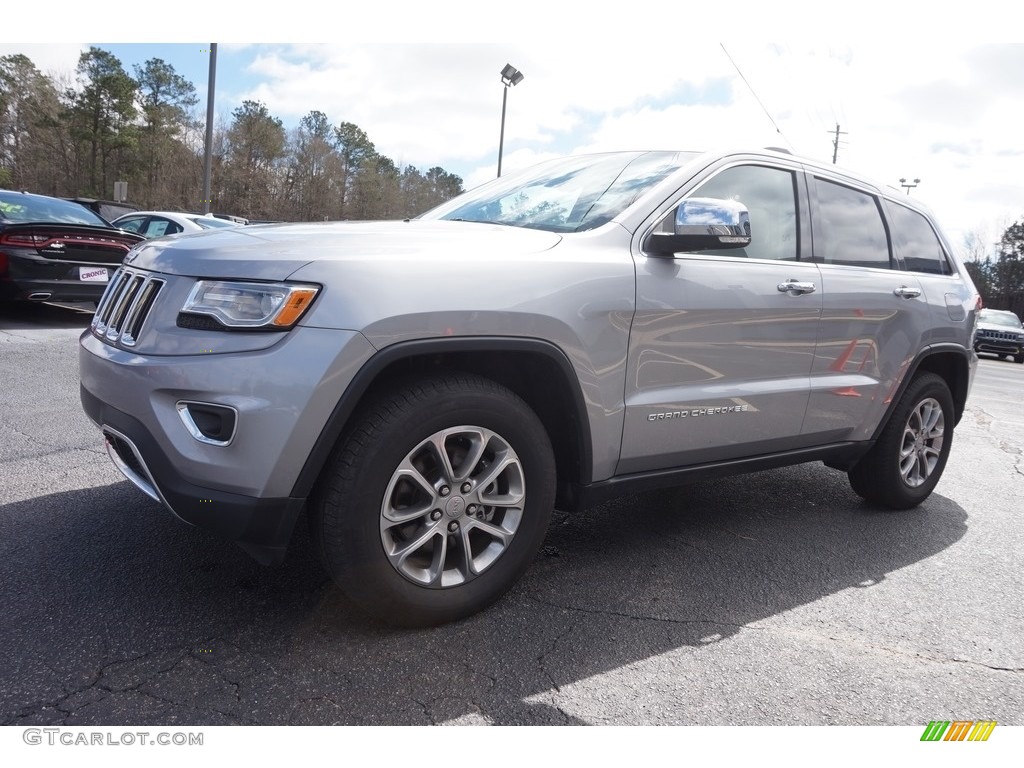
[973,308,1024,363]
[64,197,140,222]
[0,190,145,303]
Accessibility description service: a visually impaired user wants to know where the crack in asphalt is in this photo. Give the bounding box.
[731,623,1024,676]
[523,598,1024,680]
[1,641,273,726]
[971,407,994,430]
[527,594,748,633]
[5,425,108,461]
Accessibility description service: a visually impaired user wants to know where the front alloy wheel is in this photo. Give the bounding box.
[381,426,526,588]
[311,374,555,627]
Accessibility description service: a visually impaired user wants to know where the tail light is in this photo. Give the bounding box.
[0,232,50,248]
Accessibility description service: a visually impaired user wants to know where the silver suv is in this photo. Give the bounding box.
[973,308,1024,363]
[79,149,979,626]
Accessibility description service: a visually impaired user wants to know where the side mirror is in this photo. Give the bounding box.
[645,197,751,255]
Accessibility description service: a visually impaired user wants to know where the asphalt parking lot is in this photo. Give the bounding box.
[1,302,1022,727]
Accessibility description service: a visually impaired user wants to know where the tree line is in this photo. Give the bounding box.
[964,220,1024,318]
[0,47,464,221]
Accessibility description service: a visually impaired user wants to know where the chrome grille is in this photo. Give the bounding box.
[91,268,165,347]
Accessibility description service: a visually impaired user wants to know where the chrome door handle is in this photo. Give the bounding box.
[893,285,922,299]
[777,280,816,295]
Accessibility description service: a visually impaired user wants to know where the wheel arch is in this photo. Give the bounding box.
[872,344,972,442]
[290,337,594,508]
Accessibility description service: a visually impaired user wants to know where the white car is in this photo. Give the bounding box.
[111,211,241,239]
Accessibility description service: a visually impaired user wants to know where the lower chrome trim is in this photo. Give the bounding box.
[102,426,176,515]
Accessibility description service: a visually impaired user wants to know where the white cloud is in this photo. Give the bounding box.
[0,44,85,77]
[3,37,1022,251]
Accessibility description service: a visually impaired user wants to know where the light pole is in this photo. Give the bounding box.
[497,63,524,178]
[899,177,920,195]
[202,43,217,214]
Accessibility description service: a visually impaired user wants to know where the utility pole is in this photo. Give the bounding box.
[829,123,847,164]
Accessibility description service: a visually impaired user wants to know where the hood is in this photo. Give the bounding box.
[123,219,563,281]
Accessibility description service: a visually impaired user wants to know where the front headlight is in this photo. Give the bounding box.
[181,280,320,329]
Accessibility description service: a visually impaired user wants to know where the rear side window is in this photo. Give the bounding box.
[116,217,146,233]
[886,202,952,275]
[144,218,182,238]
[813,178,891,269]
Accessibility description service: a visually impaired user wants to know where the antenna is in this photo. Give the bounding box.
[721,44,792,150]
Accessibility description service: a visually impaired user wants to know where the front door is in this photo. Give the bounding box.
[619,162,822,474]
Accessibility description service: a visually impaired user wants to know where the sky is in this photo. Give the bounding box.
[3,4,1023,258]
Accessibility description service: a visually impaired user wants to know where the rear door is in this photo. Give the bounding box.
[801,175,932,442]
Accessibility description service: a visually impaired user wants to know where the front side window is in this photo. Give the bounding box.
[688,165,799,260]
[886,202,952,275]
[813,178,890,268]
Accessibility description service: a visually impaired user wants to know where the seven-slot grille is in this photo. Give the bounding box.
[978,329,1020,341]
[91,268,165,347]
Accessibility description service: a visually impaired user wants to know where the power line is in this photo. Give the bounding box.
[721,44,791,149]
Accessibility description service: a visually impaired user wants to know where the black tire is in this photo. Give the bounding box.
[1015,354,1024,364]
[848,372,954,509]
[309,373,555,627]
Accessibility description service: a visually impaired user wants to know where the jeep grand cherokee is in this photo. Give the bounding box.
[79,149,978,626]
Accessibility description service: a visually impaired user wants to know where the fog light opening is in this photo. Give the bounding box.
[176,401,238,446]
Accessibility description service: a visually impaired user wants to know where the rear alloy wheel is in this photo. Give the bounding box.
[310,374,555,627]
[848,372,954,509]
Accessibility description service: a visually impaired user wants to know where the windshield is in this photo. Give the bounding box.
[979,309,1023,329]
[421,151,695,232]
[0,191,111,227]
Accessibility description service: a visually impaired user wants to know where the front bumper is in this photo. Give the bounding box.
[79,325,377,564]
[974,335,1023,357]
[82,392,304,564]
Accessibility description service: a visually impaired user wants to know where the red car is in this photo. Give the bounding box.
[0,190,144,303]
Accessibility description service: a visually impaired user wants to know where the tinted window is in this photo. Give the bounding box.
[690,165,799,260]
[813,178,890,268]
[887,202,951,275]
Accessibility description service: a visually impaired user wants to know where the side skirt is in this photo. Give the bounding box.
[563,441,871,511]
